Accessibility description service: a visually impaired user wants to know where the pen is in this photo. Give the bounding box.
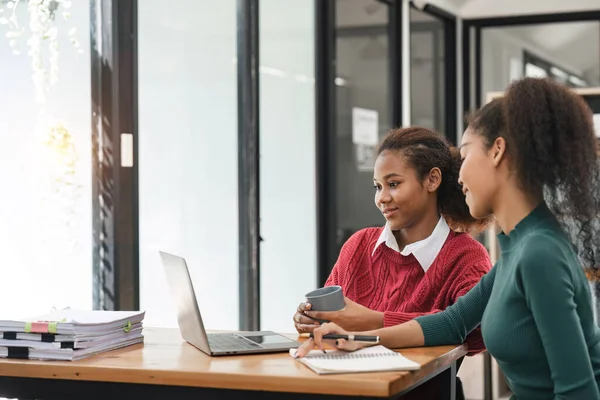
[299,332,380,343]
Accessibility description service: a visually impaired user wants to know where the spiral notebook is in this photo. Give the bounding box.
[290,345,421,375]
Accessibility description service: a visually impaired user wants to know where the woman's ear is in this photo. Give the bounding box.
[491,137,507,167]
[426,168,442,192]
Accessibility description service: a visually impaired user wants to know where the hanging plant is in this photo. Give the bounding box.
[1,0,83,247]
[0,0,82,103]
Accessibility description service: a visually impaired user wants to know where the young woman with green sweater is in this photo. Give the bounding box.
[296,77,600,399]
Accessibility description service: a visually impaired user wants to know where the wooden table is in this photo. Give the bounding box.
[0,327,467,400]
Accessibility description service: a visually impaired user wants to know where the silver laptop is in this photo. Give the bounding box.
[159,251,301,356]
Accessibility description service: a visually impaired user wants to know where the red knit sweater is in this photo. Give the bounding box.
[325,227,492,354]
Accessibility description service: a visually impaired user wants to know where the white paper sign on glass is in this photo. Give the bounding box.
[593,114,600,138]
[352,107,379,146]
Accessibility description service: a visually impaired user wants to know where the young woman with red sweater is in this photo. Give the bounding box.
[293,127,493,355]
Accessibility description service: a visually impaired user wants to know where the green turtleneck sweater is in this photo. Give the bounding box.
[415,203,600,399]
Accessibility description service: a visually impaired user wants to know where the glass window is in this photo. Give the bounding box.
[334,0,391,248]
[0,0,92,319]
[525,62,548,78]
[259,0,316,332]
[550,66,569,84]
[410,8,445,134]
[569,75,587,87]
[138,0,239,329]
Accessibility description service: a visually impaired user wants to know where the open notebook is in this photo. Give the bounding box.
[290,345,421,375]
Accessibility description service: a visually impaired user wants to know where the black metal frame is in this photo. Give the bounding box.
[389,0,403,128]
[466,10,600,28]
[461,23,472,118]
[90,0,139,311]
[237,0,261,331]
[315,0,338,287]
[474,27,482,109]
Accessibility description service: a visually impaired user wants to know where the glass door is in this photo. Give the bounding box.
[331,0,393,267]
[410,7,446,134]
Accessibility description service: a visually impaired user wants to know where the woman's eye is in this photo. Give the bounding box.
[373,184,381,191]
[389,182,399,188]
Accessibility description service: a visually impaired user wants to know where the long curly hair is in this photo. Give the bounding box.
[378,126,493,235]
[468,77,600,281]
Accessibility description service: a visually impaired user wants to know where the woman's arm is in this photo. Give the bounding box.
[296,266,497,355]
[382,309,484,353]
[382,265,496,348]
[382,254,491,352]
[294,229,374,332]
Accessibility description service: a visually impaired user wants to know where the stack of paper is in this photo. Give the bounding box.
[0,309,145,361]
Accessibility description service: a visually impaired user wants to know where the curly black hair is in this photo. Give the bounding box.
[378,126,493,235]
[468,77,600,281]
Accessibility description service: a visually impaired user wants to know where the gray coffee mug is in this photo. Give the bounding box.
[305,286,345,322]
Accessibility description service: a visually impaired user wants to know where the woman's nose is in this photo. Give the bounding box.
[376,189,391,204]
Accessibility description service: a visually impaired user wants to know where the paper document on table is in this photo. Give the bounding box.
[0,309,145,361]
[0,310,145,335]
[0,335,144,361]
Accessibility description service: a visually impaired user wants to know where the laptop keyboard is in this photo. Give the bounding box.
[207,334,262,352]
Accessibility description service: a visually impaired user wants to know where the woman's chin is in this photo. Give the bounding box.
[386,218,406,231]
[467,204,486,220]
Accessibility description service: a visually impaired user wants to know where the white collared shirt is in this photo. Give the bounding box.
[372,217,451,273]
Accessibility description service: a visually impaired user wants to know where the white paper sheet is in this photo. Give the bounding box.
[593,114,600,138]
[352,107,379,146]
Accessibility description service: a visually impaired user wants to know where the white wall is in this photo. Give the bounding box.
[138,0,239,330]
[0,1,92,318]
[259,0,317,333]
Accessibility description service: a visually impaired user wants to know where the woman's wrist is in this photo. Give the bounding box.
[367,310,385,330]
